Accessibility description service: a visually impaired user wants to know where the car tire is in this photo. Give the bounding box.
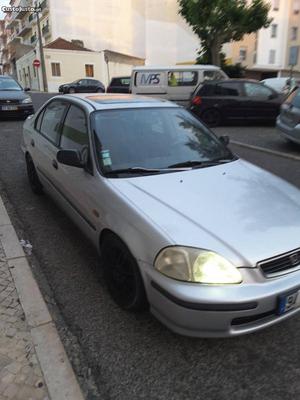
[96,88,103,93]
[101,233,148,311]
[201,108,222,127]
[26,155,43,195]
[68,87,76,94]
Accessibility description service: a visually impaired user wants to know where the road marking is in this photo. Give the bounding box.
[231,140,300,162]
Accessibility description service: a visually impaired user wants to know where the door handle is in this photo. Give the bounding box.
[30,139,35,147]
[52,160,58,170]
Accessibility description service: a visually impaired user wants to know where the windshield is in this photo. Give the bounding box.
[92,107,234,176]
[0,77,22,91]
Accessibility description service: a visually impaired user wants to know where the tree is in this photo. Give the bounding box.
[178,0,272,66]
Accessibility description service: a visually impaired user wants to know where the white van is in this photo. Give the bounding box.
[130,65,228,106]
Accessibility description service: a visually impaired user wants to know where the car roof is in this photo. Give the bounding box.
[59,93,179,110]
[132,65,221,71]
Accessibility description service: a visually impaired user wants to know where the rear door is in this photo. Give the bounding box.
[167,70,199,105]
[77,79,89,93]
[243,82,280,119]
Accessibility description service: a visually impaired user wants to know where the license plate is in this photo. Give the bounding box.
[1,105,18,111]
[278,290,300,315]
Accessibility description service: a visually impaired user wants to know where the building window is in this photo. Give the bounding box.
[85,64,94,77]
[239,48,247,61]
[291,27,298,40]
[293,0,300,13]
[253,53,257,64]
[272,0,280,10]
[51,62,61,77]
[269,49,276,64]
[271,24,278,38]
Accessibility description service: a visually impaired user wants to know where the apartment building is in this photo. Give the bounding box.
[2,0,199,91]
[224,0,300,79]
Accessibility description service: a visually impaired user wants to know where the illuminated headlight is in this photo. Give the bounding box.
[22,97,32,104]
[155,247,242,284]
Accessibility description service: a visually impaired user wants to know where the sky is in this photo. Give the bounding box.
[0,0,9,19]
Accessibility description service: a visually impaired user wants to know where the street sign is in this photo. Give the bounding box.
[33,59,41,68]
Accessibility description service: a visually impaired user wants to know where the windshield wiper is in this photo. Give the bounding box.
[105,166,191,176]
[168,158,234,169]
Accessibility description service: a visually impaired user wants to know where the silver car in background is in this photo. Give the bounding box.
[22,94,300,337]
[277,88,300,144]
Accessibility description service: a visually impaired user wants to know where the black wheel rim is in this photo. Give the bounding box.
[204,110,219,125]
[27,161,37,188]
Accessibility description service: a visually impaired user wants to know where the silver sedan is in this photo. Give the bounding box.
[22,94,300,337]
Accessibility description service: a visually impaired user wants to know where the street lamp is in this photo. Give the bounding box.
[34,1,48,92]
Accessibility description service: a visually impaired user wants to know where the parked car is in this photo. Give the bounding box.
[106,76,131,93]
[130,65,228,106]
[0,75,34,119]
[22,93,300,337]
[190,79,283,126]
[276,87,300,144]
[58,79,105,94]
[261,77,299,96]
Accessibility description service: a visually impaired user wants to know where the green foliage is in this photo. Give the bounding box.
[178,0,272,66]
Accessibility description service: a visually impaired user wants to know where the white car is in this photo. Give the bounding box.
[22,93,300,337]
[261,77,299,95]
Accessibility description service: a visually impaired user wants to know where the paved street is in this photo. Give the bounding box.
[1,93,300,400]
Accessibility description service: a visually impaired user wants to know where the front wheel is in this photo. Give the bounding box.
[201,108,222,127]
[26,155,43,195]
[101,233,148,311]
[68,87,76,94]
[96,88,104,93]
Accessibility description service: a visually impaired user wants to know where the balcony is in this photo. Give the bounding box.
[28,13,36,23]
[39,0,49,15]
[7,31,21,45]
[13,0,32,20]
[19,20,32,36]
[5,16,20,29]
[42,25,50,37]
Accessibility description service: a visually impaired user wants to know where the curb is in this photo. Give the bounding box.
[230,140,300,162]
[0,196,85,400]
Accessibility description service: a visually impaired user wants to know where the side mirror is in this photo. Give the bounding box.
[24,87,30,91]
[269,93,278,100]
[219,135,230,146]
[57,150,83,168]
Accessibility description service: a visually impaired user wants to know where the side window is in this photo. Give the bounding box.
[203,70,224,81]
[215,82,241,96]
[244,83,272,99]
[40,101,68,145]
[60,105,89,153]
[291,89,300,108]
[168,71,198,87]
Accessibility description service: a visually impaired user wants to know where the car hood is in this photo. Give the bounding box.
[110,160,300,266]
[0,90,28,100]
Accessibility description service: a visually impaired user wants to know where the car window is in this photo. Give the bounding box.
[203,70,225,81]
[40,101,68,145]
[215,82,241,96]
[0,77,22,91]
[88,80,98,85]
[290,89,300,108]
[79,80,88,85]
[92,107,233,174]
[244,83,272,99]
[111,78,130,86]
[35,108,45,131]
[60,105,89,153]
[198,84,217,96]
[168,71,198,87]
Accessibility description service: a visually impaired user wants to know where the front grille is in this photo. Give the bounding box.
[258,248,300,278]
[0,99,21,105]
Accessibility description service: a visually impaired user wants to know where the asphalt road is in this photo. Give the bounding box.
[1,93,300,400]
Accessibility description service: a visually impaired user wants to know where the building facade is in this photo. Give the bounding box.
[224,0,300,79]
[1,0,199,90]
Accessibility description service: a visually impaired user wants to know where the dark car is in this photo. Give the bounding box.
[59,79,105,94]
[0,75,34,119]
[106,76,131,93]
[277,87,300,144]
[190,79,283,127]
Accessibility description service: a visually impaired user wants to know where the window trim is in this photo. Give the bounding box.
[51,62,61,77]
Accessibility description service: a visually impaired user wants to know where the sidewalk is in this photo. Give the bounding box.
[0,197,84,400]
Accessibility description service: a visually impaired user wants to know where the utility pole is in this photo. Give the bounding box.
[34,1,48,92]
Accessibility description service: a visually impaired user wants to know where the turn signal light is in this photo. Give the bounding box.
[192,96,202,106]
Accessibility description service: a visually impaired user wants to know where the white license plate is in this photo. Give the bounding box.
[1,105,18,111]
[278,290,300,315]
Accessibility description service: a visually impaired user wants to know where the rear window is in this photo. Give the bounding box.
[111,78,130,87]
[203,70,226,81]
[198,82,241,96]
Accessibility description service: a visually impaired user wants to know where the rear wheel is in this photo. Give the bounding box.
[201,108,221,127]
[68,87,76,94]
[101,233,148,311]
[26,155,43,195]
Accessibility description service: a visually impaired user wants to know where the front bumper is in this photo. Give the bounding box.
[0,104,34,119]
[276,116,300,144]
[141,262,300,337]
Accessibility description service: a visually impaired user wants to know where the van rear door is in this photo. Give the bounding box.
[132,70,167,95]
